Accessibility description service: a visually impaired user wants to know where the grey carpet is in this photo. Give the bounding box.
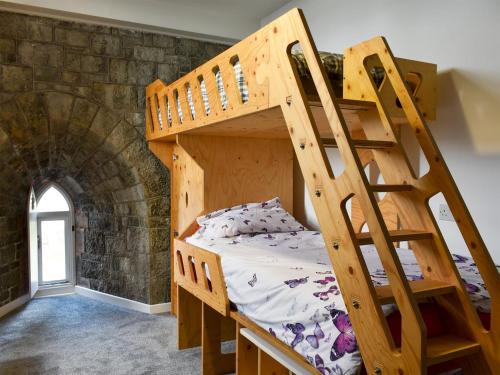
[0,294,206,375]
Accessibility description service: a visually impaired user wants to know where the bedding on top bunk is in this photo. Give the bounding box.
[187,198,495,375]
[161,51,384,126]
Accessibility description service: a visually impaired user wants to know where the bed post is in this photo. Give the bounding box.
[202,303,236,375]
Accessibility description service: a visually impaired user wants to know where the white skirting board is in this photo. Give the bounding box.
[74,286,171,314]
[33,284,75,298]
[0,294,30,319]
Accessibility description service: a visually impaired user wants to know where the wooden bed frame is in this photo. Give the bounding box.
[144,8,499,375]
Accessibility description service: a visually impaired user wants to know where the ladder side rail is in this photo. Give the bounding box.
[365,37,500,325]
[294,30,430,375]
[269,9,427,374]
[345,36,499,370]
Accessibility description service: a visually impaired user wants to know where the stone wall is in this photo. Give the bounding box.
[0,10,228,307]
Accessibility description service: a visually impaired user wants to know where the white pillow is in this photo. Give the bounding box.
[200,206,306,238]
[196,197,282,226]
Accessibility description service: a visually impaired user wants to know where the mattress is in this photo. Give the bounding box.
[187,230,494,375]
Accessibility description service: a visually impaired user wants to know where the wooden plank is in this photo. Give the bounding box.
[375,279,455,305]
[231,310,319,374]
[177,285,201,349]
[369,184,413,192]
[202,302,236,375]
[178,135,294,214]
[258,350,290,375]
[236,323,259,375]
[356,230,432,246]
[240,328,313,374]
[426,335,481,366]
[174,239,229,316]
[322,138,394,149]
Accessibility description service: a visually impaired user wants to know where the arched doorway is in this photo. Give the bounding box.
[33,184,75,291]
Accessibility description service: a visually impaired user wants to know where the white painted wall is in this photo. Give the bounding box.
[264,0,500,261]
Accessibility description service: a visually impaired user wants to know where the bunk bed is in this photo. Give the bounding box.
[144,8,499,375]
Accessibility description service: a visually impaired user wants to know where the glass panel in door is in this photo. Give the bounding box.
[40,219,67,283]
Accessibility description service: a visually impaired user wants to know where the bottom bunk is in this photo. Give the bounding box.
[174,198,494,375]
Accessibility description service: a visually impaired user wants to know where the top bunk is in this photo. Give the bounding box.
[145,8,437,143]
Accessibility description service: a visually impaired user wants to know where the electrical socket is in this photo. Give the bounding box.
[439,204,454,222]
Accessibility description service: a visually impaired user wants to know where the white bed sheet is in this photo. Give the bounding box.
[187,230,493,375]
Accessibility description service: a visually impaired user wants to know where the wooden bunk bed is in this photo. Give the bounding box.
[144,8,499,375]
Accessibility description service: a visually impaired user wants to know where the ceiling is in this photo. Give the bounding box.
[0,0,292,43]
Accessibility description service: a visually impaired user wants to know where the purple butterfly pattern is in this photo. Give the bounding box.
[306,322,325,349]
[189,224,496,374]
[313,285,340,301]
[314,276,336,285]
[285,323,305,348]
[330,309,357,361]
[285,276,309,288]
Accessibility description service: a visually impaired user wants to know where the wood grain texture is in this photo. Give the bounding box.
[236,323,259,375]
[144,7,497,375]
[202,302,236,375]
[344,35,499,373]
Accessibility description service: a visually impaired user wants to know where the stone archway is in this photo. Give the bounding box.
[0,90,169,305]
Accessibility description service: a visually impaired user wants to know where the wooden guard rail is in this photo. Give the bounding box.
[174,239,229,316]
[144,18,436,143]
[145,29,270,142]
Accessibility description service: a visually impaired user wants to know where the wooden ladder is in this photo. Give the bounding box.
[272,10,499,375]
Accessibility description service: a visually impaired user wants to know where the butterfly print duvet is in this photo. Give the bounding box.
[188,230,495,374]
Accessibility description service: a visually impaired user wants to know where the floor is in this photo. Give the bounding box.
[0,295,204,375]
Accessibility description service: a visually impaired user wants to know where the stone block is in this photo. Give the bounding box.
[157,62,178,84]
[34,65,61,82]
[27,19,53,42]
[0,12,27,39]
[149,228,167,253]
[126,227,147,254]
[55,28,89,48]
[92,82,137,112]
[133,46,164,62]
[55,20,110,34]
[64,51,81,71]
[81,55,107,73]
[91,34,122,56]
[152,34,175,50]
[85,230,105,255]
[0,65,32,92]
[106,120,138,154]
[121,33,143,48]
[68,98,99,137]
[0,38,16,64]
[18,42,63,67]
[147,196,169,217]
[110,59,155,85]
[43,92,74,134]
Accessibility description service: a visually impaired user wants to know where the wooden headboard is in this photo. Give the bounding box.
[172,134,294,237]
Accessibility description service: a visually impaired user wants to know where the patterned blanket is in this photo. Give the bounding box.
[187,230,495,375]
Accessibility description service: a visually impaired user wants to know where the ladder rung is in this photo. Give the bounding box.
[356,230,433,246]
[370,184,413,192]
[375,279,455,305]
[427,335,481,366]
[322,138,394,149]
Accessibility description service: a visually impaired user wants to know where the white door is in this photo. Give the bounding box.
[37,213,72,286]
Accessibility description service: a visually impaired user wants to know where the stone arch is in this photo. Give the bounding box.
[0,90,169,304]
